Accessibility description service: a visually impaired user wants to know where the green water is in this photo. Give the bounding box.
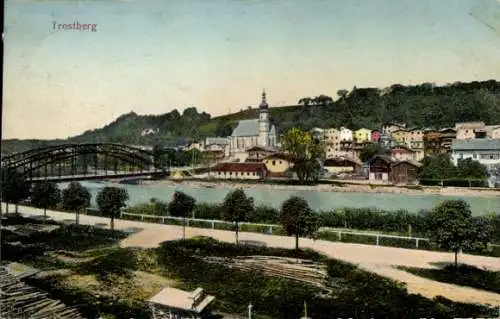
[59,181,499,215]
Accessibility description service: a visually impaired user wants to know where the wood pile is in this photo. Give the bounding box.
[0,268,85,319]
[199,255,331,292]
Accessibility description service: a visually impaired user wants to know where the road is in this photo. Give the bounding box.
[4,204,500,307]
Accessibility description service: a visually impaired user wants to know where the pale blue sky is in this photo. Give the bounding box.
[3,0,500,139]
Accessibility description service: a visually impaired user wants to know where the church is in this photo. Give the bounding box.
[228,90,278,160]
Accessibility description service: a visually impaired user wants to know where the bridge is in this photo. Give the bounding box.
[1,143,208,182]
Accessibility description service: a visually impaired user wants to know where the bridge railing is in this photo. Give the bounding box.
[119,212,430,249]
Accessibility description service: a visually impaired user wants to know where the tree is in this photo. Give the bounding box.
[1,168,30,215]
[426,200,492,270]
[62,182,91,225]
[419,154,457,182]
[168,191,196,239]
[280,196,321,249]
[455,158,488,180]
[152,144,168,170]
[31,181,61,223]
[281,128,325,184]
[221,189,254,244]
[96,187,129,231]
[359,143,390,163]
[298,97,312,107]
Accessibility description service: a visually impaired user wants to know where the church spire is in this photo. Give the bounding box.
[259,89,268,110]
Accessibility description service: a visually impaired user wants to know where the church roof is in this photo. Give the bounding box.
[231,119,260,137]
[259,90,269,110]
[231,120,276,137]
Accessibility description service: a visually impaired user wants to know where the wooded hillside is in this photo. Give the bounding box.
[3,80,500,153]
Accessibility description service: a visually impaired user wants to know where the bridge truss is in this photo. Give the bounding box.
[1,143,156,181]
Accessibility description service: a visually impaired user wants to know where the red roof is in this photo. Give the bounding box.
[213,162,268,173]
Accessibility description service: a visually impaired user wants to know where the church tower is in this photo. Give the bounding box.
[258,89,270,147]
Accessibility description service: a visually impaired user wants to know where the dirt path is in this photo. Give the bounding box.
[9,204,500,307]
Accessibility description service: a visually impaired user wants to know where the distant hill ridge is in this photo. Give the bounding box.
[2,80,500,154]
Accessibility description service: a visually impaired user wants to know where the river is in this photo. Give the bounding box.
[58,181,500,216]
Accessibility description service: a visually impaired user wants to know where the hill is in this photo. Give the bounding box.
[3,80,500,153]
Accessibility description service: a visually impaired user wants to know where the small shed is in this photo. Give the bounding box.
[367,155,395,182]
[390,160,422,185]
[149,287,215,319]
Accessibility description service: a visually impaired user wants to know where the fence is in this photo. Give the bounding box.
[119,212,430,249]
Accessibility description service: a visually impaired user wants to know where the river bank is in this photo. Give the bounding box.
[139,178,500,198]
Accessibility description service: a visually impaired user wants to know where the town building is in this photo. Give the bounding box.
[203,137,230,157]
[391,129,409,145]
[324,156,362,174]
[371,130,381,143]
[228,91,278,161]
[455,121,486,140]
[439,128,457,152]
[487,125,500,139]
[379,133,397,149]
[354,128,372,143]
[245,146,276,162]
[324,128,341,158]
[310,128,325,141]
[262,153,294,178]
[211,162,268,180]
[148,287,215,319]
[381,122,406,136]
[339,127,353,142]
[391,145,416,162]
[339,140,367,161]
[451,139,500,169]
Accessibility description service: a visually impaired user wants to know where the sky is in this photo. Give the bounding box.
[3,0,500,139]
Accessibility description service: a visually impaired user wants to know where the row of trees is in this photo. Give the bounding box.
[151,189,496,269]
[1,168,129,230]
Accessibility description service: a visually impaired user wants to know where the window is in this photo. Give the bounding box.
[229,172,233,175]
[247,172,250,175]
[473,154,477,159]
[252,172,256,176]
[218,171,221,175]
[279,161,282,164]
[272,160,276,166]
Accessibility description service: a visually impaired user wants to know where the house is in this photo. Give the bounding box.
[339,127,353,142]
[371,130,381,142]
[391,129,409,145]
[423,129,441,156]
[262,153,294,178]
[141,128,159,136]
[391,145,416,162]
[451,139,500,168]
[455,121,486,140]
[149,287,215,319]
[487,125,500,139]
[407,128,424,149]
[439,128,457,152]
[339,140,369,160]
[324,156,362,174]
[228,91,278,161]
[324,128,341,158]
[390,161,422,185]
[379,134,397,148]
[310,128,325,141]
[204,137,229,152]
[354,128,372,143]
[245,146,276,162]
[381,122,406,136]
[367,155,395,182]
[212,162,268,180]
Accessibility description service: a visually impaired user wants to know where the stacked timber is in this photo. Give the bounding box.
[0,268,85,319]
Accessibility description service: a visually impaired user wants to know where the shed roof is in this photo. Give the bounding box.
[148,287,215,313]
